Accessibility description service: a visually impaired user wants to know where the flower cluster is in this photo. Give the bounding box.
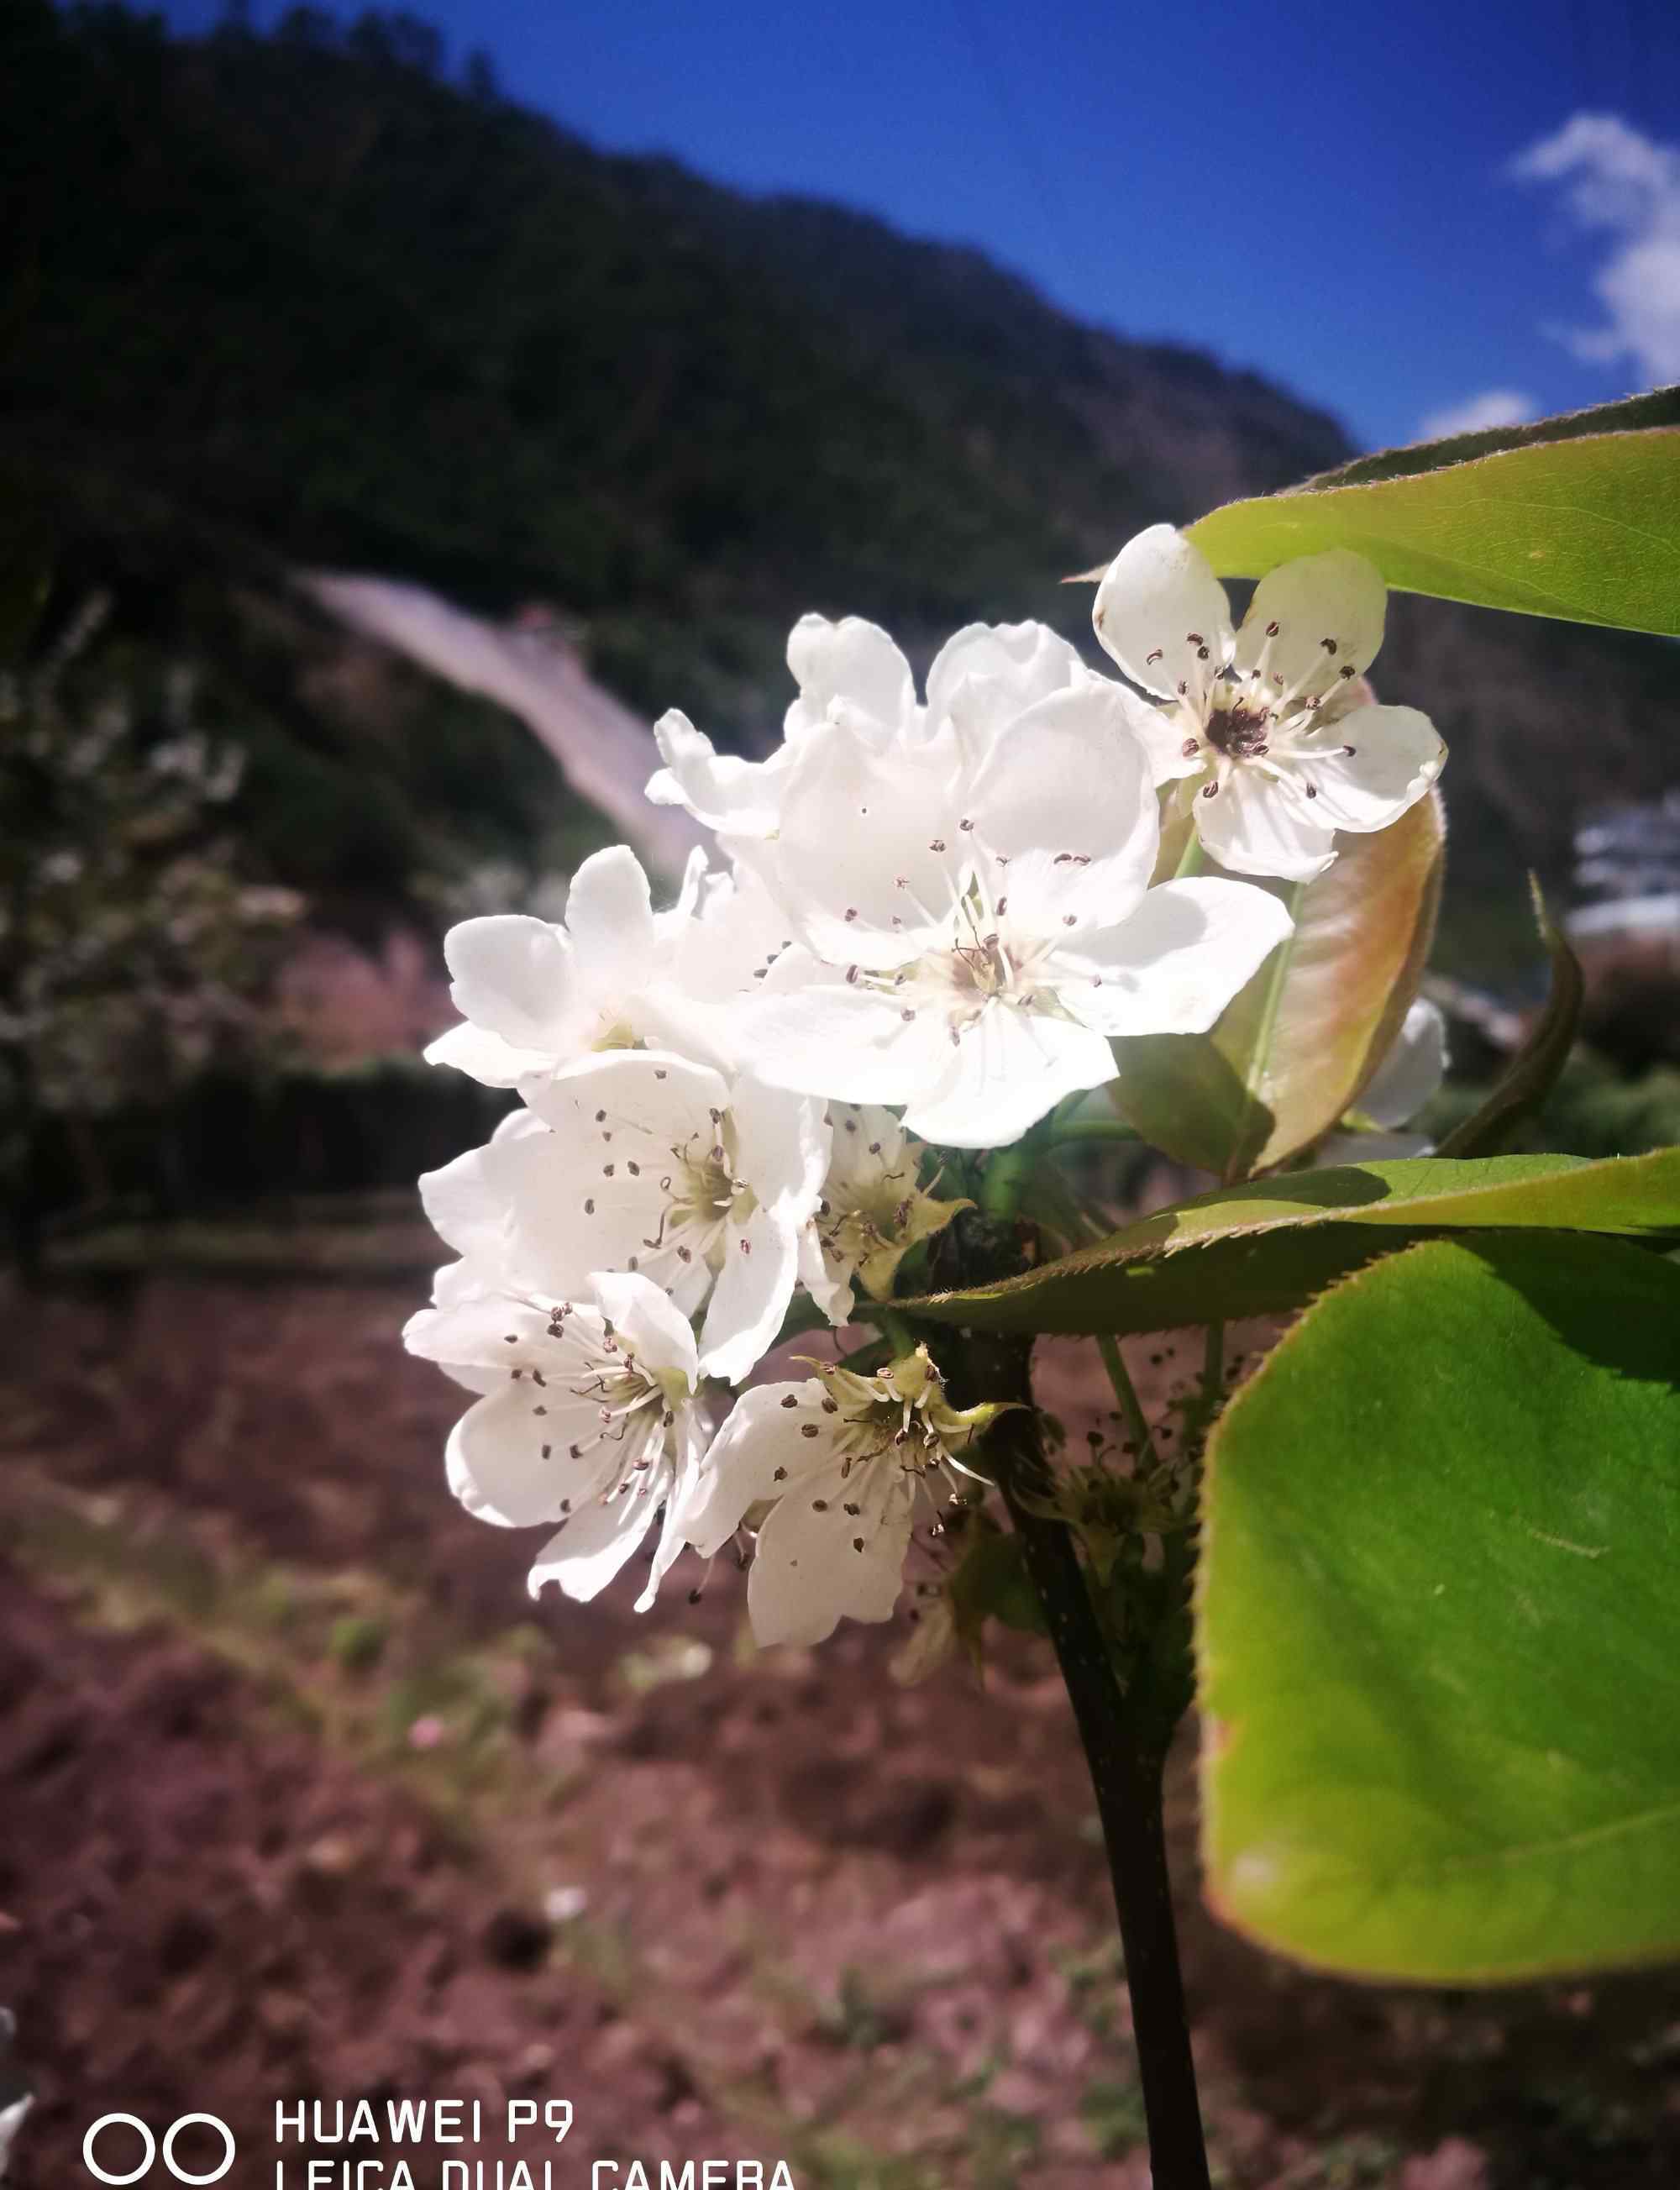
[407,535,1444,1646]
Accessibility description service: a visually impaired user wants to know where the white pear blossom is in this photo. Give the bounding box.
[1093,526,1446,882]
[742,685,1294,1147]
[405,1267,708,1608]
[1362,996,1448,1128]
[680,1347,1003,1646]
[420,1051,827,1384]
[426,843,743,1084]
[1320,996,1449,1162]
[647,612,1089,847]
[798,1103,968,1322]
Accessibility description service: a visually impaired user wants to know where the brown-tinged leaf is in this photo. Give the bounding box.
[1112,792,1445,1179]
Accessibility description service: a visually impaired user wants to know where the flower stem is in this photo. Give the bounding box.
[1045,1116,1142,1150]
[878,1306,919,1359]
[1097,1331,1158,1468]
[1200,1321,1225,1430]
[1172,831,1206,881]
[979,1138,1035,1221]
[942,1211,1210,2189]
[990,1400,1210,2190]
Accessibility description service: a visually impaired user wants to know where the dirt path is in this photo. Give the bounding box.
[4,1273,1680,2187]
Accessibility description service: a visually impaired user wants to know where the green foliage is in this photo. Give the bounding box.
[903,1150,1680,1335]
[1079,2077,1147,2161]
[1199,1233,1680,1982]
[327,1612,388,1674]
[1525,1053,1680,1159]
[945,1516,1047,1662]
[1298,386,1680,489]
[1188,400,1680,633]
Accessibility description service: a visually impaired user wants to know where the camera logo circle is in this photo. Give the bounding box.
[83,2111,235,2184]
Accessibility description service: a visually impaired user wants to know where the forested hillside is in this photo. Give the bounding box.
[3,1,1673,933]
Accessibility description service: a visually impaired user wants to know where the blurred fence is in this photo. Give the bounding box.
[26,1058,510,1243]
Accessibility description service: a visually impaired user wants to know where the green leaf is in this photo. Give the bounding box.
[1112,794,1443,1177]
[1300,385,1680,489]
[1185,414,1680,635]
[1437,880,1583,1158]
[900,1148,1680,1335]
[948,1518,1046,1662]
[1199,1232,1680,1982]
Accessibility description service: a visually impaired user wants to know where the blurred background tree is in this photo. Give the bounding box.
[0,592,302,1270]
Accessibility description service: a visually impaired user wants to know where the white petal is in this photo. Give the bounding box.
[902,1001,1116,1149]
[1317,1128,1432,1164]
[417,1114,543,1263]
[1119,693,1210,785]
[659,843,711,930]
[663,867,799,1072]
[785,614,914,741]
[404,1289,552,1373]
[528,1487,659,1603]
[773,720,961,964]
[498,1057,723,1301]
[798,1221,854,1326]
[824,1100,909,1195]
[648,709,789,837]
[564,845,656,991]
[680,1381,838,1556]
[402,1294,502,1397]
[699,1200,802,1384]
[1194,767,1338,881]
[446,1414,513,1522]
[520,1047,731,1138]
[1092,525,1235,701]
[449,1384,621,1529]
[1358,998,1447,1128]
[633,1469,701,1612]
[744,953,954,1107]
[443,915,578,1050]
[730,1077,830,1218]
[424,1019,555,1087]
[924,621,1082,748]
[748,1457,916,1646]
[1234,549,1387,704]
[967,681,1158,913]
[1066,877,1294,1038]
[1284,705,1445,833]
[588,1270,701,1386]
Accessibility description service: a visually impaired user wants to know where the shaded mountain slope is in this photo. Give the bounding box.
[3,2,1672,940]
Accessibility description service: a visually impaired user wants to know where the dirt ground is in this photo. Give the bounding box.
[4,1264,1680,2187]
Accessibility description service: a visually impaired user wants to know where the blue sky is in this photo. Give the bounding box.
[169,0,1680,453]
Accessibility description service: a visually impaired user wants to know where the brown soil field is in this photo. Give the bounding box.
[4,1263,1680,2187]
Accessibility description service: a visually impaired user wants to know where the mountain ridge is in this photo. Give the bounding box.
[3,2,1672,953]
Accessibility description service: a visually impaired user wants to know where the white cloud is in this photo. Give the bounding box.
[1511,113,1680,383]
[1416,389,1537,442]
